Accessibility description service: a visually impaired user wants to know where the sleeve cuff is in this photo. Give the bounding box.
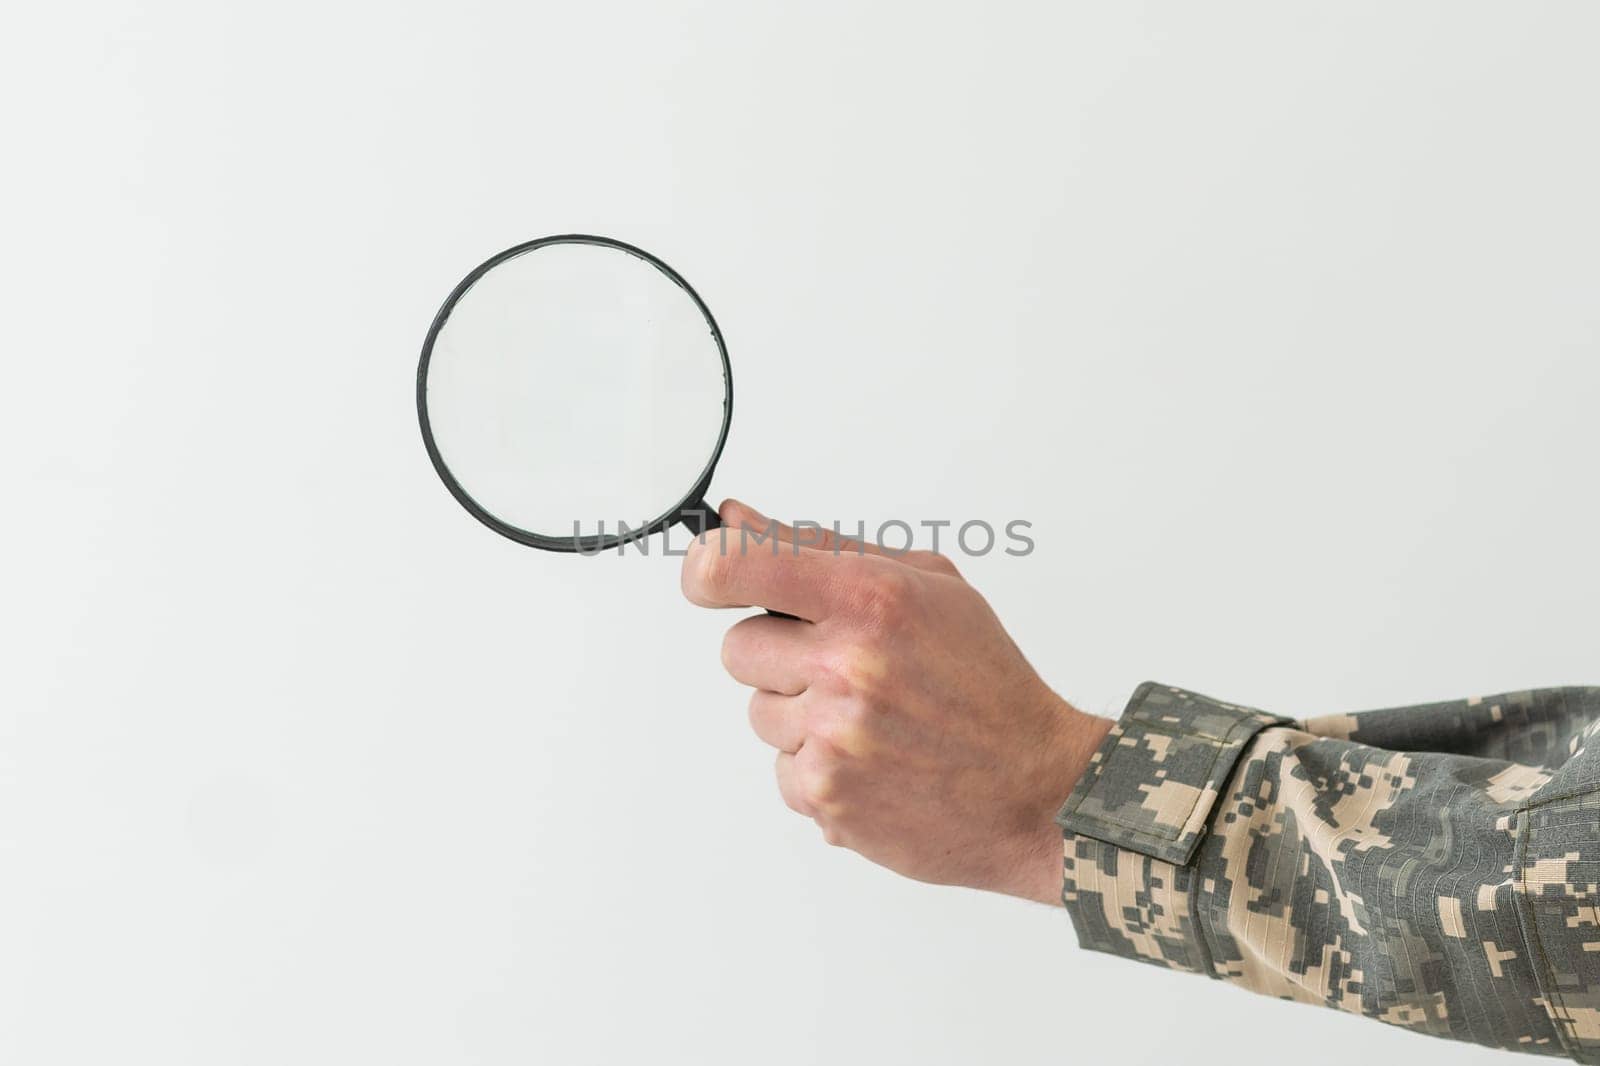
[1054,682,1290,866]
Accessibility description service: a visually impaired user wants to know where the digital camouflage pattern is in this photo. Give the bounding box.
[1057,682,1600,1061]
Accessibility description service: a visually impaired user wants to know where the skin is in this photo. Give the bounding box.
[681,499,1114,906]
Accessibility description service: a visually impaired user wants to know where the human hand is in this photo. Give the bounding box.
[681,500,1112,905]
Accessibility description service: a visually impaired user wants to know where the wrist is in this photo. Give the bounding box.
[1056,703,1114,798]
[1002,696,1114,905]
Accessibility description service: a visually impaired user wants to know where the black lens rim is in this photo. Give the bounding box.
[416,233,732,554]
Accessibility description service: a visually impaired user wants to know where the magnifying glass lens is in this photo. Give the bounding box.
[420,240,728,546]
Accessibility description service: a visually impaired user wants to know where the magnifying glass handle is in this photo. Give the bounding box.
[685,503,801,622]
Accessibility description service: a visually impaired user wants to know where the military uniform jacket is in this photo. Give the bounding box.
[1057,683,1600,1060]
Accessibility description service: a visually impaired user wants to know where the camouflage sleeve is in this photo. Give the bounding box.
[1056,681,1600,1061]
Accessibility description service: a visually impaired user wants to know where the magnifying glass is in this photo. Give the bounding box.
[416,233,744,556]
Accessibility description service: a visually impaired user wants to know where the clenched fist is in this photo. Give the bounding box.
[682,500,1112,905]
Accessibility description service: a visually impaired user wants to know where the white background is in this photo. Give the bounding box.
[4,3,1598,1064]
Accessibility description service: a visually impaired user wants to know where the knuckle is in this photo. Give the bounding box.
[699,541,735,595]
[850,565,914,625]
[679,541,700,597]
[681,537,713,596]
[815,639,891,702]
[811,647,862,698]
[802,759,840,808]
[839,691,878,727]
[810,710,864,754]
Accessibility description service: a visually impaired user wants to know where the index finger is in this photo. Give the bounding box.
[681,529,850,621]
[720,499,961,577]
